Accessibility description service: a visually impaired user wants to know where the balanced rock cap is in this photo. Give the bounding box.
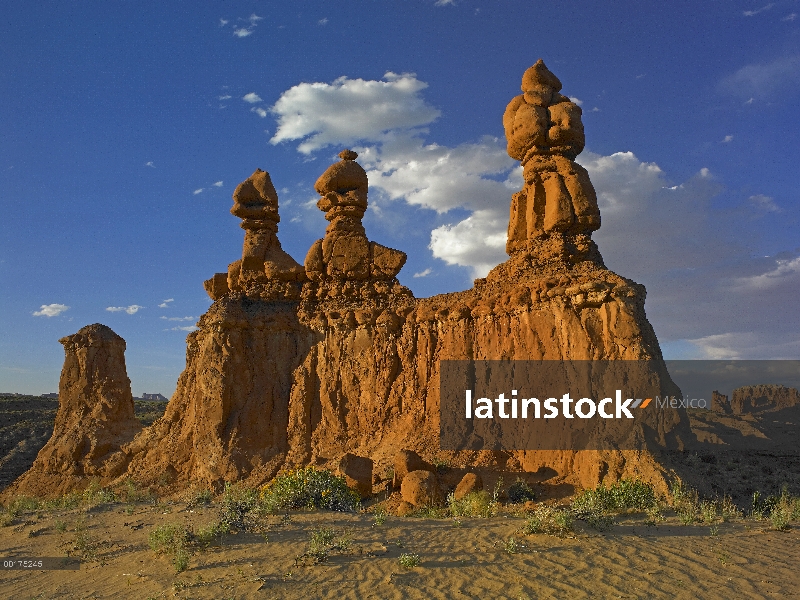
[521,59,562,93]
[314,149,368,196]
[230,169,280,222]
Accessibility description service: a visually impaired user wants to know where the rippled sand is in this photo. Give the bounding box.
[1,504,798,599]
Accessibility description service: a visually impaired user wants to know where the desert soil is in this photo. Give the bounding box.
[1,500,799,600]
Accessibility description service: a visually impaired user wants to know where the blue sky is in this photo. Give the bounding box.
[2,1,798,395]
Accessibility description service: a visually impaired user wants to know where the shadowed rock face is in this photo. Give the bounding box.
[11,62,692,498]
[6,324,140,497]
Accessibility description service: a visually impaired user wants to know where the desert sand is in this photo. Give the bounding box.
[1,497,799,599]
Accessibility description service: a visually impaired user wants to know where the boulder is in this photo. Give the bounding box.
[401,470,444,507]
[393,450,432,489]
[454,473,483,500]
[338,453,373,499]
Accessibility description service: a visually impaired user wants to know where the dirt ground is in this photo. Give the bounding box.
[1,499,799,600]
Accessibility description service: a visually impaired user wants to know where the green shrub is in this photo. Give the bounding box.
[448,491,497,518]
[372,507,387,526]
[582,510,615,531]
[148,523,191,572]
[398,552,421,569]
[671,482,700,524]
[700,500,718,524]
[295,526,353,565]
[523,506,573,536]
[720,496,741,522]
[573,479,656,514]
[219,483,258,531]
[194,521,228,546]
[768,488,797,531]
[750,490,779,520]
[507,479,536,504]
[259,467,360,513]
[119,479,154,504]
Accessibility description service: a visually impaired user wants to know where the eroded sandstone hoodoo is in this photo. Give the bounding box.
[6,324,140,497]
[11,61,692,499]
[204,168,306,302]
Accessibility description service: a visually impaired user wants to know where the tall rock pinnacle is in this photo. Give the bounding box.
[503,59,601,255]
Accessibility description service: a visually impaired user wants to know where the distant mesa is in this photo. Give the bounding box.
[8,61,701,501]
[139,393,168,401]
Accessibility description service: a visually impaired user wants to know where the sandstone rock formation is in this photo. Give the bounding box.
[10,61,693,499]
[204,169,306,302]
[6,324,140,497]
[730,385,799,414]
[337,453,373,499]
[503,59,600,254]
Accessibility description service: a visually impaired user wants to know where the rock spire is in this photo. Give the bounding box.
[503,59,601,255]
[204,169,306,301]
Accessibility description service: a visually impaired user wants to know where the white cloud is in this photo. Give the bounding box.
[106,305,143,315]
[318,18,328,25]
[748,193,780,212]
[568,97,583,106]
[32,304,69,317]
[170,326,199,332]
[158,299,174,308]
[430,210,509,277]
[219,94,232,100]
[685,331,800,360]
[362,133,514,213]
[219,18,229,26]
[234,27,253,37]
[269,72,441,154]
[743,3,774,16]
[435,0,457,5]
[160,316,196,322]
[251,107,268,118]
[145,161,155,168]
[248,14,263,24]
[243,92,262,104]
[733,256,800,290]
[590,107,600,112]
[719,55,800,100]
[413,268,433,278]
[193,188,204,195]
[721,135,733,143]
[784,13,798,21]
[213,181,223,187]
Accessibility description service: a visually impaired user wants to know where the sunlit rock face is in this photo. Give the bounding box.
[10,62,690,499]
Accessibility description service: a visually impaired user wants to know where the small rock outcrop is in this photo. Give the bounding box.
[5,324,140,497]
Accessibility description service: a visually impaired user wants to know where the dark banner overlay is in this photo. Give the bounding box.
[439,360,800,451]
